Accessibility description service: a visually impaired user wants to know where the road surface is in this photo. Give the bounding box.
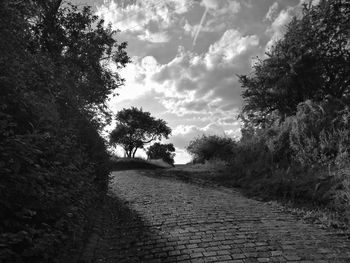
[85,169,350,262]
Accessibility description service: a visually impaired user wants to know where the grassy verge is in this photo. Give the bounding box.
[110,158,171,171]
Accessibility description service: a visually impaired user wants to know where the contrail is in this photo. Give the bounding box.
[193,6,208,46]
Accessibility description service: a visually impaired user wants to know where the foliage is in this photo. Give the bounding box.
[0,0,129,262]
[183,0,350,223]
[147,143,175,166]
[186,135,236,163]
[226,99,350,219]
[239,0,350,127]
[110,157,169,171]
[109,107,172,157]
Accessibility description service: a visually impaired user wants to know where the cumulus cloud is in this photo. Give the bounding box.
[153,29,260,114]
[96,0,194,43]
[109,55,162,100]
[205,29,259,66]
[138,30,170,43]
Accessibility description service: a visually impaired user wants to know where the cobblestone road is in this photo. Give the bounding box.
[91,170,350,263]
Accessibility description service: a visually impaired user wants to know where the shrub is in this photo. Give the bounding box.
[226,101,350,218]
[186,135,236,163]
[289,100,350,167]
[146,143,175,166]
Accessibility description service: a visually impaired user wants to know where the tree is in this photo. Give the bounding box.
[0,1,129,261]
[110,107,171,157]
[239,0,350,128]
[147,143,176,165]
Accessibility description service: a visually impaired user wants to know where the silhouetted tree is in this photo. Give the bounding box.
[110,107,172,157]
[186,135,236,163]
[147,143,176,165]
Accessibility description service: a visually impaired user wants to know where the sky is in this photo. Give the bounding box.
[72,0,317,163]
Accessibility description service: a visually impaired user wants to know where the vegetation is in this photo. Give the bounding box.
[240,0,350,127]
[109,107,172,158]
[0,0,129,262]
[147,143,176,166]
[186,0,350,226]
[110,157,169,171]
[187,135,235,164]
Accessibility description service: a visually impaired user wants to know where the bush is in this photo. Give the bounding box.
[186,135,236,163]
[288,100,350,167]
[225,100,350,219]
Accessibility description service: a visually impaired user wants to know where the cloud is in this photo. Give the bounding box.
[96,0,194,43]
[201,0,219,10]
[206,29,259,66]
[171,123,225,148]
[265,2,279,21]
[109,55,161,101]
[153,29,260,113]
[138,30,170,43]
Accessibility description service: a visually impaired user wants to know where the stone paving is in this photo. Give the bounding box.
[90,169,350,263]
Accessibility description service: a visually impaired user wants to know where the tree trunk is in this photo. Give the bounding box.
[124,147,132,157]
[132,147,138,158]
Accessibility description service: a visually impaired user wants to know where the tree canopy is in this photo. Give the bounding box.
[239,0,350,128]
[110,107,172,157]
[147,143,176,165]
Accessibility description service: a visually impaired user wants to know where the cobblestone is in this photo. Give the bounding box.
[90,170,350,262]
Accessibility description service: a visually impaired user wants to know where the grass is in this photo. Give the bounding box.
[110,157,171,171]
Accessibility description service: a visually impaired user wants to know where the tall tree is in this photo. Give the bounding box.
[32,1,131,128]
[0,1,130,261]
[239,0,350,128]
[110,107,172,157]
